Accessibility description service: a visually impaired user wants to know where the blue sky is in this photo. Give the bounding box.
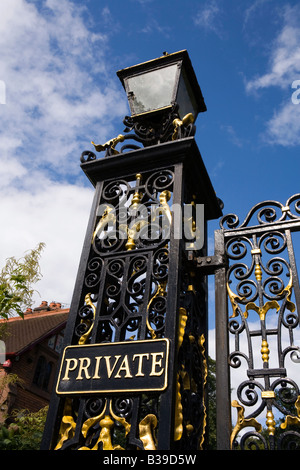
[1,0,300,319]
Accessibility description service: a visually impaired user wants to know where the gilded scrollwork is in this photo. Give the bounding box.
[54,399,77,450]
[77,398,132,450]
[223,195,300,450]
[78,293,96,345]
[281,395,300,429]
[230,400,262,449]
[139,414,158,450]
[174,263,208,449]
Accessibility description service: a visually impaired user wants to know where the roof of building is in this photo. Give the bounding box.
[0,302,69,356]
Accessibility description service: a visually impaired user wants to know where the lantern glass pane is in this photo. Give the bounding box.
[127,64,178,115]
[176,69,198,119]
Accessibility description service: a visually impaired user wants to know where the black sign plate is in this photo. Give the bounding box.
[56,338,169,395]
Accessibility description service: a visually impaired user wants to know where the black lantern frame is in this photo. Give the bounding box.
[117,50,207,122]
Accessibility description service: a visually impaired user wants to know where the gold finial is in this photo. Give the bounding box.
[254,264,262,282]
[266,410,276,436]
[130,174,142,210]
[91,134,125,155]
[261,340,270,363]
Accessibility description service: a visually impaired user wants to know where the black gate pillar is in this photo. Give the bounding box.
[41,51,222,451]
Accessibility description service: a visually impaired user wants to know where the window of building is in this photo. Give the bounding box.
[33,356,54,392]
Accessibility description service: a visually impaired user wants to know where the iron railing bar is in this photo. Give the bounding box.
[222,219,300,239]
[285,228,300,319]
[214,229,231,450]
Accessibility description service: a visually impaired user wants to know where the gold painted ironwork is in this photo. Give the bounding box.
[184,196,201,251]
[281,395,300,429]
[251,248,261,256]
[92,205,116,244]
[187,284,196,294]
[78,293,96,345]
[79,399,131,450]
[109,400,131,437]
[159,190,172,219]
[230,400,262,449]
[81,405,106,440]
[118,219,148,251]
[261,390,275,399]
[177,307,188,351]
[146,281,167,339]
[139,414,157,450]
[54,398,77,450]
[174,307,188,442]
[244,300,280,321]
[279,272,296,313]
[254,264,262,282]
[79,401,107,450]
[172,113,194,140]
[266,410,276,436]
[91,134,125,155]
[261,339,270,363]
[97,415,124,450]
[174,373,183,442]
[198,333,207,450]
[227,282,246,318]
[174,305,207,449]
[130,173,142,210]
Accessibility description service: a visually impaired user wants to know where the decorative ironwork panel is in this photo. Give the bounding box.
[175,263,209,450]
[41,136,223,451]
[217,194,300,450]
[50,167,175,450]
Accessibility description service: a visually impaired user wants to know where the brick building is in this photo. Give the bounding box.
[0,301,69,422]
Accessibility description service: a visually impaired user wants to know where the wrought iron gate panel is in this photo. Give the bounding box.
[48,165,177,450]
[41,137,221,451]
[216,194,300,450]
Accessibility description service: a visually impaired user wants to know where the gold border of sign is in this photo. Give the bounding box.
[56,338,170,395]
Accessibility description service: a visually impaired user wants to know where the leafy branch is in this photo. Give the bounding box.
[0,243,45,319]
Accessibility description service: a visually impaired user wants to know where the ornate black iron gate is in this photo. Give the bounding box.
[41,135,221,451]
[214,195,300,450]
[40,50,300,451]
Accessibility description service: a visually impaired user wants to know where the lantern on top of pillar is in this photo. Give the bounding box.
[114,50,206,146]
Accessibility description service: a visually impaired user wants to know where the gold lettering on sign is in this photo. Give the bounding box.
[92,356,102,379]
[150,352,164,376]
[61,352,166,380]
[115,355,133,379]
[133,353,150,376]
[56,339,169,394]
[105,355,121,378]
[76,357,91,380]
[62,358,78,380]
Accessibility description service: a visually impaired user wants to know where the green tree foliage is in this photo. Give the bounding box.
[0,243,45,320]
[0,407,48,450]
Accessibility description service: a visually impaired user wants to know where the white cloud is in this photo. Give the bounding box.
[193,0,223,37]
[0,181,93,307]
[264,100,300,146]
[0,0,127,175]
[243,0,274,30]
[246,6,300,92]
[245,4,300,146]
[0,0,128,308]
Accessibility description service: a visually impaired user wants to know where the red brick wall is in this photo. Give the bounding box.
[8,337,61,415]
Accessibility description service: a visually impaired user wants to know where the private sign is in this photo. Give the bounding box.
[56,338,169,395]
